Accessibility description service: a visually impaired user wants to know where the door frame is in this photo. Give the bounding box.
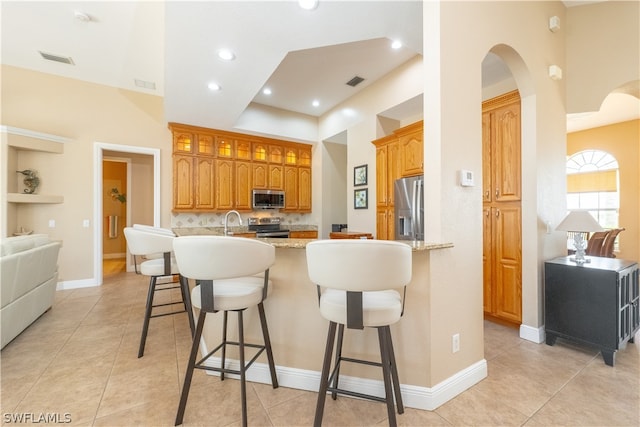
[93,143,160,285]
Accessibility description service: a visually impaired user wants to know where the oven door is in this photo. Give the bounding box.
[256,231,290,238]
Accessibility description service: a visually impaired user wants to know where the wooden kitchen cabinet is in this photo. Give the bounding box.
[283,166,312,212]
[482,91,521,203]
[373,122,415,240]
[236,139,252,161]
[235,161,252,211]
[299,146,311,167]
[170,123,312,212]
[482,91,522,325]
[194,157,215,209]
[283,166,299,211]
[173,131,194,154]
[252,163,283,190]
[252,163,268,189]
[269,165,284,190]
[173,155,194,210]
[483,205,522,323]
[215,159,234,210]
[290,230,317,239]
[298,167,312,212]
[397,121,423,177]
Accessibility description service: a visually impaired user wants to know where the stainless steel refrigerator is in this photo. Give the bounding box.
[394,175,424,241]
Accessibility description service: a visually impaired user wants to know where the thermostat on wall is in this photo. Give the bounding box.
[459,170,475,187]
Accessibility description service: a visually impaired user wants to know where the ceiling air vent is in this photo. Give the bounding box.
[39,51,75,65]
[346,76,365,87]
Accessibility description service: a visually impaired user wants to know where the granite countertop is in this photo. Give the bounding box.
[172,227,453,251]
[259,238,453,251]
[173,224,317,236]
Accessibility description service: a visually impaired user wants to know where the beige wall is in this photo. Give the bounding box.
[1,65,171,282]
[566,1,640,114]
[567,119,640,262]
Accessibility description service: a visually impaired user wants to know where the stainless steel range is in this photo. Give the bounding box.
[248,217,290,238]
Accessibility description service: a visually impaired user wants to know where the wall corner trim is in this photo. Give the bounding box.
[520,324,545,343]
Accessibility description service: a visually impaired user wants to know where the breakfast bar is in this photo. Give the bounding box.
[172,229,453,409]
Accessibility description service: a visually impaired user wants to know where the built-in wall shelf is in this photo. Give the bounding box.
[2,126,71,237]
[7,193,64,204]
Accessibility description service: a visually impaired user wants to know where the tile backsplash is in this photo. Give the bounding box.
[172,212,314,228]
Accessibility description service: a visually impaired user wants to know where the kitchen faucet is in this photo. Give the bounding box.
[224,210,243,236]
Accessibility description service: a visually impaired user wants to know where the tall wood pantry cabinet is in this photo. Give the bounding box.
[372,121,423,240]
[482,90,522,325]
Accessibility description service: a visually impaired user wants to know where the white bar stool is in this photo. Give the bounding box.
[123,226,195,358]
[172,236,279,427]
[306,239,412,427]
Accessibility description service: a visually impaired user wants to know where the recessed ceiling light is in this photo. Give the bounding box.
[263,88,272,95]
[217,49,235,61]
[299,0,319,11]
[312,100,320,107]
[391,40,402,49]
[208,82,221,91]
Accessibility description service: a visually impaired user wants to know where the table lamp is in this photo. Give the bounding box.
[556,210,604,264]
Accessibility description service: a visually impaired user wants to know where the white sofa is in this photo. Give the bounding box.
[1,234,61,349]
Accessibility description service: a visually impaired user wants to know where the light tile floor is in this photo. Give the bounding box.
[1,268,638,426]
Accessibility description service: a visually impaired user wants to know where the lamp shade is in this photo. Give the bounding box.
[556,210,604,232]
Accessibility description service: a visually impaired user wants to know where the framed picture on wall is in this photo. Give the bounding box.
[354,164,368,186]
[354,188,368,209]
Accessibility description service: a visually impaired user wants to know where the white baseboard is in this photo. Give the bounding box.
[196,339,487,411]
[56,279,99,290]
[520,324,545,343]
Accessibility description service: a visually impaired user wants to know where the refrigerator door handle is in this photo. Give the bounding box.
[411,179,418,240]
[417,179,423,240]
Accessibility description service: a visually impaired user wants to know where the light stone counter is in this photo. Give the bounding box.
[173,227,453,251]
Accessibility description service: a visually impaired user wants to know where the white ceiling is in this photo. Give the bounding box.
[1,1,637,137]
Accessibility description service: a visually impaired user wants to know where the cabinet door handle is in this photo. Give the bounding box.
[485,190,490,199]
[495,188,500,198]
[495,209,500,217]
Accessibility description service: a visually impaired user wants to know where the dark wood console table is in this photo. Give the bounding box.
[544,256,639,366]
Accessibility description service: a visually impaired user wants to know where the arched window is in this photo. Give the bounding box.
[566,149,619,229]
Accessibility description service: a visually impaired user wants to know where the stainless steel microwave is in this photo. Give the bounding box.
[252,189,285,209]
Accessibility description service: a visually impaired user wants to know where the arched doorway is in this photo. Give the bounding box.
[481,45,541,341]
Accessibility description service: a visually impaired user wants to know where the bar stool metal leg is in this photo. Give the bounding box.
[221,311,228,381]
[314,321,337,427]
[179,275,195,336]
[257,302,279,388]
[385,326,404,413]
[138,276,157,358]
[175,310,206,426]
[378,327,397,427]
[331,323,345,400]
[237,310,248,427]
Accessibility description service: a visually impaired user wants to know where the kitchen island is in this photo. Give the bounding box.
[172,230,455,410]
